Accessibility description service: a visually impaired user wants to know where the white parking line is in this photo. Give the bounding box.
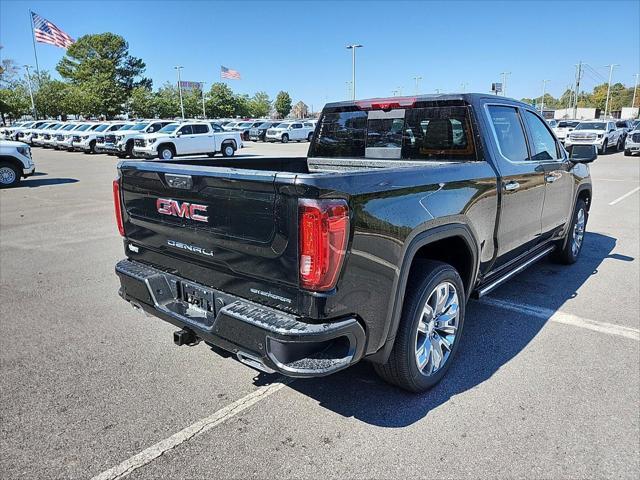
[91,379,291,480]
[479,297,639,341]
[609,186,640,206]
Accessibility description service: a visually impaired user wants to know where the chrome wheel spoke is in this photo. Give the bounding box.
[434,283,449,314]
[430,336,444,371]
[416,338,432,370]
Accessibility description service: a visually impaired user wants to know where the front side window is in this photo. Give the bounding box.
[524,110,559,161]
[178,125,193,135]
[487,105,529,162]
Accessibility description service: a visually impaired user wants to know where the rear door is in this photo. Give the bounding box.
[486,104,546,268]
[191,124,212,153]
[119,163,299,291]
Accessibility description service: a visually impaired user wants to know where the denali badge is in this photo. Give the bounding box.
[167,239,214,257]
[157,198,208,222]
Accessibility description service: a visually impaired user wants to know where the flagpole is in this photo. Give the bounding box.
[29,11,41,83]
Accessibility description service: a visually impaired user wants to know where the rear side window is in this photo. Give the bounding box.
[487,106,529,162]
[192,124,209,134]
[524,110,559,161]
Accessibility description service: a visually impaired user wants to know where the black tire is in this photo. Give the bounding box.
[553,198,588,265]
[158,145,175,160]
[207,153,216,158]
[0,162,21,188]
[221,142,235,157]
[89,140,96,154]
[281,134,289,143]
[599,140,607,155]
[616,137,623,151]
[374,260,466,393]
[115,153,126,158]
[307,132,313,142]
[624,149,631,156]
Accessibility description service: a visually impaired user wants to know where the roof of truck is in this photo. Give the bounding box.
[324,93,530,110]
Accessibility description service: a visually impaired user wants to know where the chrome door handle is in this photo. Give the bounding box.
[504,181,520,191]
[545,174,558,183]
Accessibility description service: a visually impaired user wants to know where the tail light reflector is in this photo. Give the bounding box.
[112,178,125,236]
[299,199,350,291]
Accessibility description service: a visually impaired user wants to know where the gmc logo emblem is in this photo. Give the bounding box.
[157,198,208,223]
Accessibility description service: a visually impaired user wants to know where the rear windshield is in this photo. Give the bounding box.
[310,105,476,160]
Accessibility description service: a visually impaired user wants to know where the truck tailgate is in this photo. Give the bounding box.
[119,162,298,290]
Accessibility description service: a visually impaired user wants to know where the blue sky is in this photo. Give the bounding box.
[1,0,639,110]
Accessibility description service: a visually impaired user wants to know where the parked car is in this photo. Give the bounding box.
[53,123,86,150]
[265,121,314,143]
[96,123,133,153]
[113,93,594,392]
[565,120,623,154]
[29,122,56,146]
[249,121,281,141]
[552,120,580,143]
[232,120,265,141]
[104,121,173,158]
[546,119,558,128]
[41,123,67,148]
[0,121,30,140]
[615,120,634,142]
[13,121,48,143]
[72,123,122,153]
[132,121,243,159]
[222,121,241,131]
[624,128,640,156]
[0,140,35,187]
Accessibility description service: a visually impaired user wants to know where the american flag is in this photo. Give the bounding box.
[221,66,241,80]
[31,12,74,48]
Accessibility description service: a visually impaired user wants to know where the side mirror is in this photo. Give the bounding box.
[569,144,597,163]
[175,131,182,137]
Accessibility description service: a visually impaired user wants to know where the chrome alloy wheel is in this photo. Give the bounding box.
[572,207,586,257]
[161,148,173,160]
[0,166,17,185]
[415,281,459,376]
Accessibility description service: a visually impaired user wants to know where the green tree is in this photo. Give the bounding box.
[33,72,70,118]
[0,85,30,122]
[234,93,251,117]
[274,91,292,118]
[57,33,150,118]
[205,82,236,118]
[129,86,156,118]
[249,91,271,117]
[154,83,181,119]
[183,87,204,118]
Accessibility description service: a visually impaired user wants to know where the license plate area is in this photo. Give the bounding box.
[180,281,215,317]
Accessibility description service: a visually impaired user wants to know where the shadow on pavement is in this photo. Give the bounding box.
[253,232,627,427]
[22,177,78,188]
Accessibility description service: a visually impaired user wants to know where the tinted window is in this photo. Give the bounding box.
[524,110,559,161]
[311,109,367,158]
[575,122,605,130]
[210,123,223,132]
[178,125,193,135]
[95,124,110,132]
[616,121,627,128]
[192,124,209,134]
[159,124,179,133]
[147,123,162,133]
[368,117,404,149]
[487,106,529,162]
[292,123,302,129]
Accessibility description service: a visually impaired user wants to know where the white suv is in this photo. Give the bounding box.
[565,120,623,154]
[265,121,314,143]
[0,140,35,187]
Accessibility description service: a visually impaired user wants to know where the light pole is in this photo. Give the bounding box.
[346,44,362,100]
[345,81,352,100]
[413,76,423,94]
[23,65,37,119]
[200,82,206,118]
[500,71,511,97]
[603,64,619,119]
[632,73,639,109]
[540,80,550,114]
[460,82,469,92]
[174,66,185,119]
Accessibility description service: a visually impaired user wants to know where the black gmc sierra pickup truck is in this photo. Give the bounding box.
[114,94,595,392]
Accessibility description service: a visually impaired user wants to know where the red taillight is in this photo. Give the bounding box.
[299,199,350,291]
[356,96,417,111]
[112,178,124,236]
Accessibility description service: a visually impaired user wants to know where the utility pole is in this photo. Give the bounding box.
[540,80,550,114]
[413,76,423,94]
[603,64,620,119]
[573,61,583,119]
[460,82,469,92]
[631,73,639,109]
[346,44,363,100]
[500,71,511,97]
[174,66,185,119]
[23,65,37,119]
[200,82,206,118]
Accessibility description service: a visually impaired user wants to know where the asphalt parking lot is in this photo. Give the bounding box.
[1,143,638,479]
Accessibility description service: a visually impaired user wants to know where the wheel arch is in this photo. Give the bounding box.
[0,155,25,172]
[368,223,480,364]
[157,142,176,154]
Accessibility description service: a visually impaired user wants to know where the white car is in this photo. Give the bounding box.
[40,123,66,148]
[53,123,86,149]
[265,121,315,143]
[132,121,243,160]
[95,123,134,153]
[624,129,640,156]
[565,120,623,154]
[104,120,173,158]
[0,140,35,187]
[18,121,51,144]
[0,122,30,140]
[552,120,580,143]
[73,122,126,154]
